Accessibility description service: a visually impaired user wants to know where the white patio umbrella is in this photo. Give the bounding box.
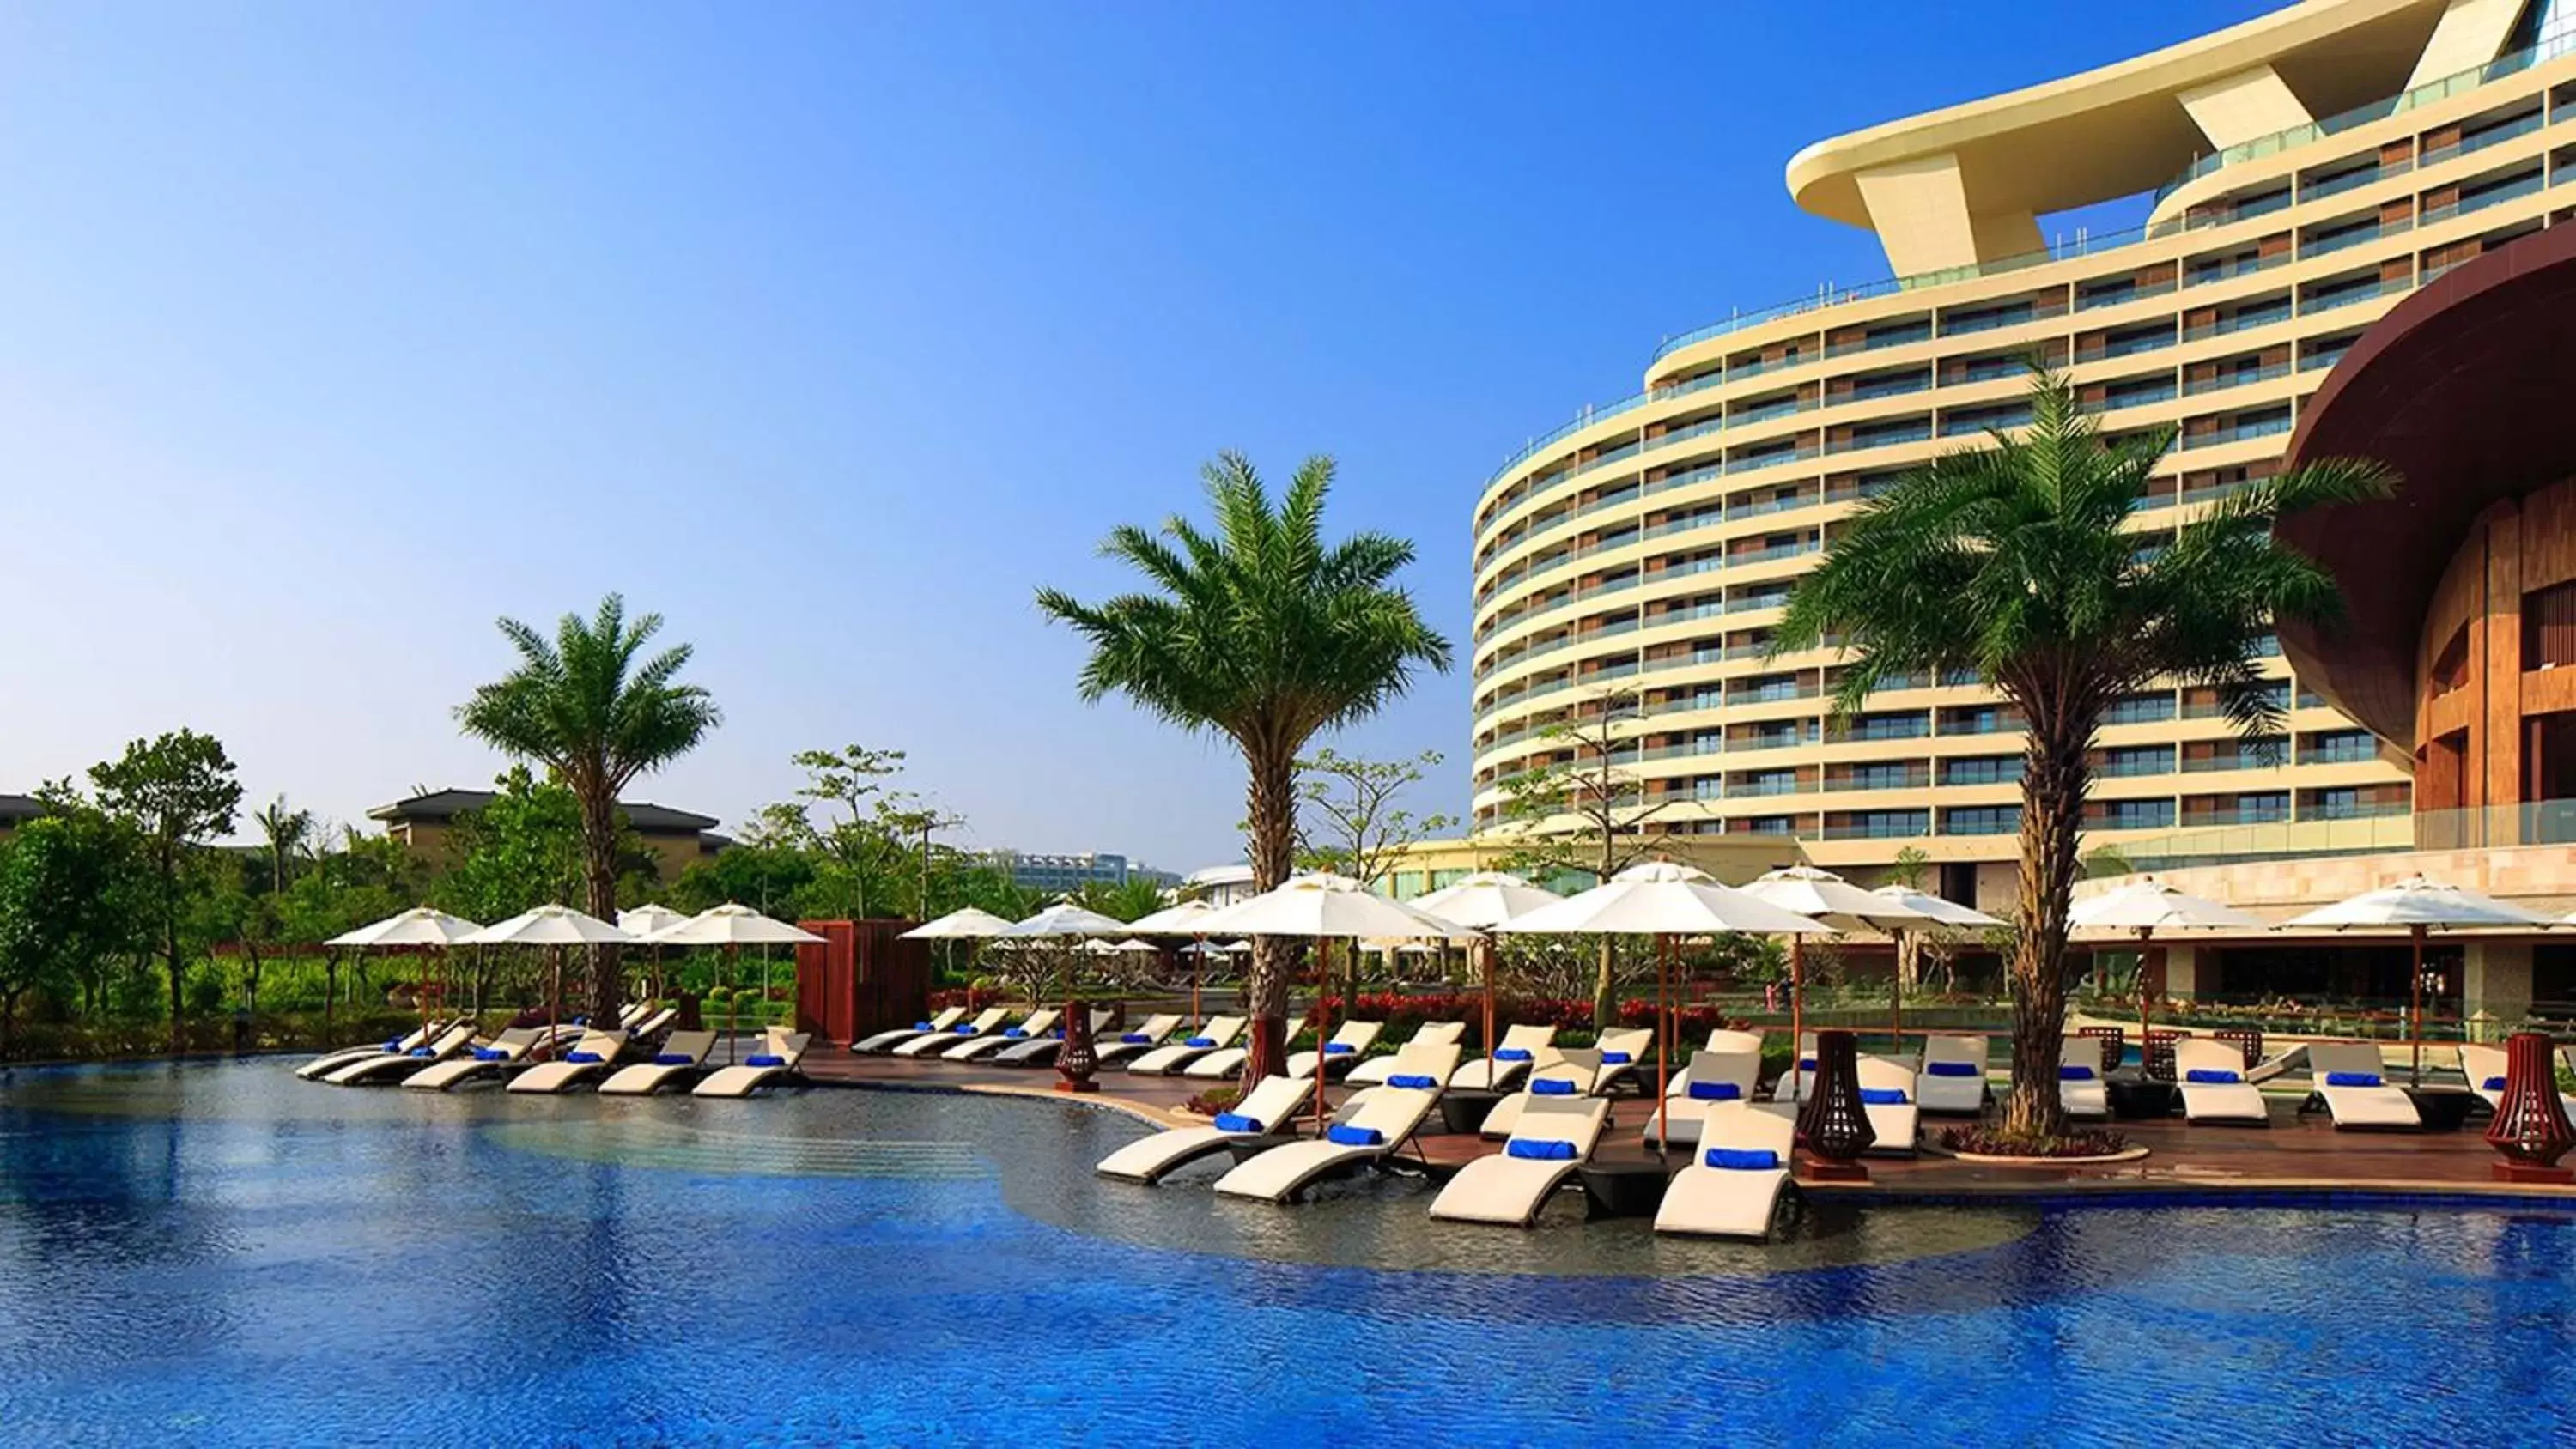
[1741,865,1933,1043]
[1413,871,1564,1083]
[2072,876,2268,1053]
[1199,872,1464,1133]
[1497,861,1834,1149]
[899,906,1019,1004]
[651,905,827,1063]
[620,905,690,1002]
[325,906,483,1043]
[2286,875,2554,1082]
[465,904,636,1033]
[995,903,1129,1089]
[1125,899,1230,1019]
[1863,884,2002,1033]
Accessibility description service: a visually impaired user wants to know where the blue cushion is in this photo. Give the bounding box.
[1212,1112,1263,1133]
[912,1021,932,1032]
[1494,1048,1533,1062]
[1185,1036,1217,1048]
[566,1051,604,1064]
[1323,1042,1356,1054]
[572,1016,588,1027]
[1388,1073,1437,1089]
[1858,1088,1908,1106]
[1051,1030,1064,1040]
[1327,1124,1384,1147]
[383,1037,404,1051]
[1507,1138,1578,1161]
[407,1047,434,1058]
[2485,1076,2508,1091]
[745,1053,787,1068]
[1687,1081,1741,1101]
[1121,1033,1151,1045]
[2186,1068,2241,1084]
[1531,1078,1577,1096]
[1599,1051,1632,1064]
[654,1052,695,1065]
[2059,1065,2097,1082]
[1003,1028,1028,1039]
[1926,1061,1978,1077]
[952,1024,976,1034]
[472,1047,508,1061]
[2325,1071,2382,1088]
[1796,1058,1815,1072]
[1705,1147,1780,1171]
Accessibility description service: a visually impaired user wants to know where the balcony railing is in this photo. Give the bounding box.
[2183,361,2291,396]
[2300,276,2412,316]
[2181,414,2294,450]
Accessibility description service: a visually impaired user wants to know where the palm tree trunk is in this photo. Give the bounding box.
[580,788,625,1028]
[2004,697,2091,1138]
[1238,740,1297,1082]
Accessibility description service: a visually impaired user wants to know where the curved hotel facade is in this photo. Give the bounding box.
[1467,0,2576,900]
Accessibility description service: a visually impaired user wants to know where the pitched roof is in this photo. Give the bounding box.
[368,788,719,833]
[0,793,44,823]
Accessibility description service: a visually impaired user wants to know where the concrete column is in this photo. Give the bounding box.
[2464,940,2534,1026]
[2164,945,2204,1002]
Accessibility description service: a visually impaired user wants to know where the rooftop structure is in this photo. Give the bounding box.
[369,787,726,880]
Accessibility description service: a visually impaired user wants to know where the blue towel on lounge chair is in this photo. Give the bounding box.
[2186,1068,2241,1084]
[383,1037,404,1051]
[1121,1033,1151,1044]
[566,1051,604,1064]
[1926,1061,1978,1077]
[2325,1071,2382,1087]
[2485,1076,2508,1091]
[952,1024,976,1034]
[1494,1048,1532,1062]
[912,1020,932,1031]
[2060,1064,2097,1081]
[1184,1036,1217,1048]
[746,1053,787,1068]
[1323,1042,1355,1054]
[1052,1030,1064,1040]
[1599,1051,1631,1064]
[472,1047,508,1061]
[1796,1058,1815,1072]
[1687,1081,1741,1100]
[1003,1028,1028,1039]
[1508,1138,1577,1160]
[1326,1124,1383,1147]
[1531,1078,1577,1096]
[407,1047,434,1058]
[1705,1147,1780,1171]
[654,1052,695,1065]
[1388,1073,1437,1089]
[1212,1112,1263,1133]
[1858,1088,1908,1106]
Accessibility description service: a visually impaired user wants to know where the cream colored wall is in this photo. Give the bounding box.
[2407,0,2524,88]
[2178,65,2315,149]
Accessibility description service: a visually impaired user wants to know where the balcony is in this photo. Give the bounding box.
[2075,279,2177,312]
[1826,324,1932,358]
[1725,492,1813,522]
[2300,217,2409,260]
[2423,169,2548,223]
[2184,252,2286,288]
[2181,413,2293,451]
[1725,441,1824,477]
[2183,306,2291,341]
[1828,421,1935,455]
[2300,158,2409,203]
[2300,276,2412,316]
[2093,330,2179,360]
[1722,591,1793,615]
[1730,397,1809,427]
[1728,539,1817,567]
[2183,361,2290,396]
[1824,812,1931,841]
[2421,109,2547,168]
[1828,768,1929,792]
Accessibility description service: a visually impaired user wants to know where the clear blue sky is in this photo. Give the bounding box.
[0,0,2274,871]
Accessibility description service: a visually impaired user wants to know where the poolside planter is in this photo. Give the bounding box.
[2485,1031,2574,1183]
[1795,1028,1876,1181]
[1055,995,1100,1094]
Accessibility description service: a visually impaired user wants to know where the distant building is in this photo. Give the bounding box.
[1174,864,1256,908]
[981,849,1179,897]
[0,793,41,841]
[370,788,726,882]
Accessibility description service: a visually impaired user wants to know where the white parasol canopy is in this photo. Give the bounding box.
[1741,864,1931,930]
[2071,876,2266,934]
[618,904,691,939]
[1868,884,2002,930]
[1123,900,1227,935]
[1196,871,1463,940]
[464,903,635,947]
[900,906,1021,941]
[1411,871,1564,931]
[327,906,483,949]
[999,902,1130,939]
[1494,861,1837,937]
[649,903,827,947]
[2284,875,2553,931]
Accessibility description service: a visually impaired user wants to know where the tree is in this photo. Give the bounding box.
[456,594,720,1027]
[1037,452,1451,1081]
[1773,367,2392,1139]
[252,796,313,897]
[0,805,148,1058]
[1492,688,1674,1028]
[89,731,243,1047]
[1295,748,1455,888]
[1068,876,1167,923]
[770,745,957,920]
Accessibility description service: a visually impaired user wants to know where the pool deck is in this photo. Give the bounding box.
[802,1050,2576,1205]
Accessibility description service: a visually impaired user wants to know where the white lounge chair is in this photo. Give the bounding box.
[692,1028,814,1098]
[1451,1023,1558,1091]
[1916,1034,1990,1115]
[323,1022,482,1085]
[854,1007,966,1053]
[597,1030,721,1095]
[1211,1047,1458,1204]
[1093,1014,1183,1067]
[1129,1016,1244,1076]
[1346,1022,1465,1085]
[1285,1021,1384,1080]
[505,1029,633,1094]
[1479,1049,1601,1140]
[2305,1041,2421,1130]
[1769,1034,1822,1104]
[994,1009,1112,1066]
[299,1020,453,1080]
[887,1007,1010,1058]
[2058,1034,2111,1119]
[2174,1037,2268,1125]
[1656,1102,1797,1240]
[946,1009,1059,1061]
[626,1006,679,1042]
[401,1027,544,1091]
[1854,1055,1921,1155]
[1093,1075,1319,1183]
[1587,1028,1657,1095]
[1647,1043,1763,1148]
[1428,1094,1612,1228]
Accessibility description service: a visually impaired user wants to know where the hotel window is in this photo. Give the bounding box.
[1941,755,2023,786]
[2525,580,2576,669]
[2099,745,2174,778]
[2090,798,2176,831]
[1942,805,2020,835]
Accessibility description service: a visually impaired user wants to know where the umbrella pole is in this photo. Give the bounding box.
[730,942,741,1064]
[1789,935,1805,1097]
[2410,924,2426,1085]
[2136,926,2155,1055]
[1482,936,1497,1070]
[1192,934,1203,1025]
[1889,927,1903,1040]
[1314,937,1331,1137]
[1654,932,1671,1160]
[550,946,562,1035]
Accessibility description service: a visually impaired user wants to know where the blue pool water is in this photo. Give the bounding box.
[3,1058,2573,1446]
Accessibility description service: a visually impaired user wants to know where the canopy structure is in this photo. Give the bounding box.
[463,904,635,1034]
[1123,900,1226,936]
[1744,865,1936,1038]
[618,904,690,939]
[1410,871,1565,1087]
[2286,876,2554,1081]
[899,907,1019,941]
[650,905,825,1064]
[998,903,1131,940]
[2070,876,2267,1052]
[325,906,483,1043]
[1869,884,2003,930]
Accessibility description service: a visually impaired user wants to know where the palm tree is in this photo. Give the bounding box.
[252,795,313,896]
[1772,368,2392,1139]
[1037,452,1450,1080]
[456,594,720,1025]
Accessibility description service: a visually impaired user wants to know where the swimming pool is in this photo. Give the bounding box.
[2,1058,2570,1445]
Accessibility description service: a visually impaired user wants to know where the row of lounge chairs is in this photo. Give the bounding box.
[295,1005,812,1099]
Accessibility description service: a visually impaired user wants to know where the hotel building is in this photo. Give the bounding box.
[1467,0,2576,909]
